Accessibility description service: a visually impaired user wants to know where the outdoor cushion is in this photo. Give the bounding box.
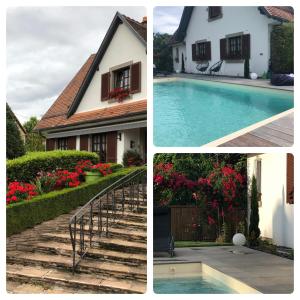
[271,74,294,86]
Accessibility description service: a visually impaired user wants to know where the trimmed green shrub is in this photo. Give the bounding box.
[122,150,143,167]
[271,23,294,74]
[7,167,144,236]
[7,150,99,182]
[6,104,26,159]
[248,175,261,246]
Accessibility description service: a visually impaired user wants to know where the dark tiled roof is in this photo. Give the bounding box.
[125,16,147,42]
[263,6,294,22]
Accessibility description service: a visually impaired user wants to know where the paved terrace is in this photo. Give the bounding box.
[155,73,294,147]
[154,246,294,294]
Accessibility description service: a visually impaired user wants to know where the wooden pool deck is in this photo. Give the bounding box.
[219,112,294,147]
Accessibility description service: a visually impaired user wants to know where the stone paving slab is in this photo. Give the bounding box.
[154,246,293,294]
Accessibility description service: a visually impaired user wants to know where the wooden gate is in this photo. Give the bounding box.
[170,205,217,241]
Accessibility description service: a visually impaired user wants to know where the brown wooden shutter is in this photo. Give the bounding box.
[220,38,227,60]
[192,43,196,61]
[286,153,294,204]
[80,135,89,151]
[46,138,55,151]
[106,131,117,163]
[205,42,211,60]
[101,72,110,101]
[67,136,76,150]
[242,34,251,59]
[130,62,141,94]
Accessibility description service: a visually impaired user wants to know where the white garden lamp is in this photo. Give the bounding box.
[232,233,246,246]
[250,72,258,80]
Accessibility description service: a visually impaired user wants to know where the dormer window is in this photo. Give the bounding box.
[208,7,222,20]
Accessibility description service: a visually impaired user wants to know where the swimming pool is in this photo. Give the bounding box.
[154,262,259,294]
[154,79,293,146]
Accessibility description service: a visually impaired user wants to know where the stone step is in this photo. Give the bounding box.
[41,232,147,253]
[31,241,146,266]
[91,209,147,222]
[7,251,146,281]
[7,264,145,293]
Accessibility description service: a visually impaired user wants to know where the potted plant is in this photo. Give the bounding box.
[85,163,112,183]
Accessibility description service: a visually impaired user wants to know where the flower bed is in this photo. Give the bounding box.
[7,166,143,236]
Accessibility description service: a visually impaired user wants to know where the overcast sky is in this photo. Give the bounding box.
[6,6,146,124]
[153,6,183,34]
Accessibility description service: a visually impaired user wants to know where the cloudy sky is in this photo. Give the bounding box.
[153,6,183,34]
[6,6,146,124]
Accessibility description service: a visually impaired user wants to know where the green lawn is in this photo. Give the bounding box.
[175,241,233,248]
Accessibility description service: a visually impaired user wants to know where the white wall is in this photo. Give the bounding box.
[172,44,187,73]
[178,7,280,77]
[247,154,294,248]
[76,23,147,113]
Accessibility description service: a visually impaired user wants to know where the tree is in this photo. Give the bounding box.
[23,117,45,152]
[6,104,26,159]
[153,32,173,72]
[248,175,261,246]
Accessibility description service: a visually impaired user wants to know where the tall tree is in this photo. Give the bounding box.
[6,103,26,159]
[153,32,173,72]
[23,117,45,152]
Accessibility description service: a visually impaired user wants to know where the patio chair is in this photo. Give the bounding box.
[209,60,223,76]
[196,61,210,74]
[153,206,175,257]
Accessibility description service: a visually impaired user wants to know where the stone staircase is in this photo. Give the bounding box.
[7,186,147,294]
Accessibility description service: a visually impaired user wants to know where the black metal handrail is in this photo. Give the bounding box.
[69,167,146,273]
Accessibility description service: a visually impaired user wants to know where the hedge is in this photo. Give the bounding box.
[7,150,99,182]
[271,23,294,74]
[7,166,144,236]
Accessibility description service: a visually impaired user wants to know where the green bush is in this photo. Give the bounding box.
[271,23,294,74]
[7,167,143,236]
[7,150,99,182]
[122,150,143,167]
[6,104,26,159]
[248,175,261,246]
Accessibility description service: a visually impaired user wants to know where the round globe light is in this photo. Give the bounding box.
[232,233,246,246]
[250,72,258,80]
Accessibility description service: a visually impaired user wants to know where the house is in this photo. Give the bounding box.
[170,6,293,77]
[6,103,27,142]
[247,153,294,248]
[35,12,147,164]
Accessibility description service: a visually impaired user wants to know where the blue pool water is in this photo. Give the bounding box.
[154,276,237,294]
[154,80,293,146]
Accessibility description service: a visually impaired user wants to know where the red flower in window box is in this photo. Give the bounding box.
[109,87,130,103]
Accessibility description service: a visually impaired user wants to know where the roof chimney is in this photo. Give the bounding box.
[141,16,147,25]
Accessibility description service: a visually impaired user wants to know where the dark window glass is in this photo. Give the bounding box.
[228,36,242,58]
[209,7,221,19]
[114,67,130,89]
[57,138,67,150]
[92,134,107,162]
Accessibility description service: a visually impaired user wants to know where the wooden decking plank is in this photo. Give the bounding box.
[252,126,293,145]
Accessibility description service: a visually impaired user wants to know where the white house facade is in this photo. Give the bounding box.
[171,6,293,77]
[247,153,294,248]
[36,13,147,164]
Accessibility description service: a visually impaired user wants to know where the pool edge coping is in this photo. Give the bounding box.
[203,108,294,147]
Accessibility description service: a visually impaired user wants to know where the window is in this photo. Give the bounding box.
[228,36,242,59]
[192,41,211,61]
[197,43,206,58]
[114,67,130,89]
[92,134,107,162]
[57,138,67,150]
[208,7,222,20]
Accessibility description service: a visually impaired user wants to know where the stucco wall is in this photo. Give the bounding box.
[76,23,147,113]
[247,153,294,248]
[176,7,281,77]
[172,44,187,73]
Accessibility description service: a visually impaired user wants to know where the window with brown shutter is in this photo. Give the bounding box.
[46,138,56,151]
[106,131,117,163]
[80,135,89,151]
[192,43,196,61]
[92,133,107,162]
[220,38,227,60]
[192,41,211,61]
[130,61,141,94]
[286,154,294,204]
[57,138,67,150]
[101,72,110,101]
[67,136,76,150]
[220,34,250,60]
[208,7,222,20]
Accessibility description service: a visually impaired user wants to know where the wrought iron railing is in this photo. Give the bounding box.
[69,167,146,273]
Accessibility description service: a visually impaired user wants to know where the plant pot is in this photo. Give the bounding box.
[85,171,101,183]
